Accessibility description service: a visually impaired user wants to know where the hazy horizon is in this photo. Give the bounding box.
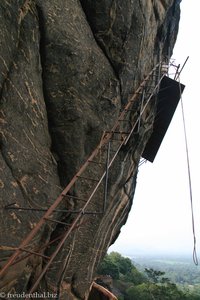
[108,245,195,259]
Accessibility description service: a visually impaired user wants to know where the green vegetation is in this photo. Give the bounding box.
[135,255,200,298]
[97,252,200,300]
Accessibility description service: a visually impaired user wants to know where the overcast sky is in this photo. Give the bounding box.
[109,0,200,258]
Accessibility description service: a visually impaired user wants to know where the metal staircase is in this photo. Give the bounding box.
[0,62,164,295]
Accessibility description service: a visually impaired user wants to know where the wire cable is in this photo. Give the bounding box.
[178,77,198,265]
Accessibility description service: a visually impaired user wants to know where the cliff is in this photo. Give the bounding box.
[0,0,181,299]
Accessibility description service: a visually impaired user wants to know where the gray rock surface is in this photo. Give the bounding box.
[0,0,181,299]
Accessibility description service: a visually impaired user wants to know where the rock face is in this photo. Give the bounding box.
[0,0,181,299]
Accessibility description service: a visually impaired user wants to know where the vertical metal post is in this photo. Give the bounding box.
[157,60,161,88]
[103,141,111,212]
[136,89,145,133]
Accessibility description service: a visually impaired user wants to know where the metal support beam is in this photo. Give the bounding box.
[103,141,110,212]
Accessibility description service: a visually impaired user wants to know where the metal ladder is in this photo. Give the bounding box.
[0,62,164,294]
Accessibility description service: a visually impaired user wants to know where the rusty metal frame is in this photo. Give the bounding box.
[0,62,163,295]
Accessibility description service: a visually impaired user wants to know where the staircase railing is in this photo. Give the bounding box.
[0,62,164,295]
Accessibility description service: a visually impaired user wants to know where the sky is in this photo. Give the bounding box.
[109,0,200,258]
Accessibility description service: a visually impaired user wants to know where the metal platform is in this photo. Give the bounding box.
[142,76,185,162]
